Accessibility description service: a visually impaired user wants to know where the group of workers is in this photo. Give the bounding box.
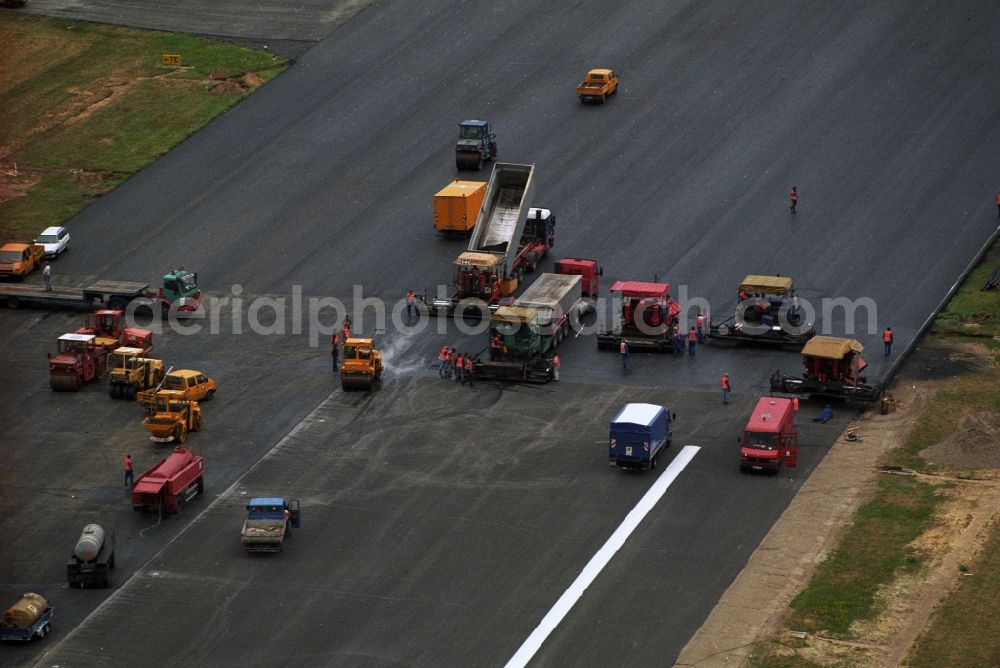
[437,346,477,386]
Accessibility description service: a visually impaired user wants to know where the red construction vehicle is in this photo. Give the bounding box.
[76,309,152,355]
[131,447,205,514]
[770,336,884,402]
[48,333,108,391]
[597,281,680,351]
[553,258,601,299]
[739,397,798,473]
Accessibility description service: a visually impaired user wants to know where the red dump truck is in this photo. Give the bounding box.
[131,447,204,514]
[739,397,798,473]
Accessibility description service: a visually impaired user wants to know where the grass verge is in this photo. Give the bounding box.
[906,517,1000,667]
[785,475,940,636]
[0,15,289,241]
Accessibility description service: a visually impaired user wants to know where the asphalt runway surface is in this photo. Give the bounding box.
[2,0,999,665]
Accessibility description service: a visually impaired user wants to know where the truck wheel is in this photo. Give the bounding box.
[650,456,657,469]
[128,386,137,400]
[601,93,607,103]
[475,155,483,171]
[6,296,19,309]
[204,389,215,401]
[489,142,497,159]
[174,425,185,443]
[196,477,204,495]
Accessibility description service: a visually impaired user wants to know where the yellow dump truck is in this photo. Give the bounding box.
[0,243,45,280]
[433,180,487,235]
[341,338,383,390]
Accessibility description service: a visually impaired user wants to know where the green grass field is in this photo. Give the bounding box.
[0,15,288,242]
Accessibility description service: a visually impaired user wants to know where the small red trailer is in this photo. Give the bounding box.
[131,447,205,514]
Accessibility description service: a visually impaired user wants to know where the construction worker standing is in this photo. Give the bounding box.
[438,345,449,378]
[43,262,52,291]
[883,327,893,357]
[552,353,560,381]
[406,290,415,319]
[490,333,502,360]
[454,352,464,383]
[619,340,629,371]
[331,332,340,371]
[124,454,134,488]
[791,396,799,425]
[996,193,1000,217]
[672,327,683,357]
[687,327,697,356]
[342,316,352,342]
[696,311,706,343]
[464,355,474,387]
[789,186,798,213]
[721,373,731,404]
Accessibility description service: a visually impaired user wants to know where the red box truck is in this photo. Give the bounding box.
[739,397,798,473]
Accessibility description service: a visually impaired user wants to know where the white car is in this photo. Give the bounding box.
[34,226,70,258]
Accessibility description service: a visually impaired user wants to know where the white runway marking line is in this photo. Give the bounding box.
[505,444,700,668]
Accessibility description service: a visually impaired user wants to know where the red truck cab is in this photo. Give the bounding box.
[739,397,798,473]
[553,258,601,298]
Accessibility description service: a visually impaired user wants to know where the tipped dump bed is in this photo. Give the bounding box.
[467,164,535,274]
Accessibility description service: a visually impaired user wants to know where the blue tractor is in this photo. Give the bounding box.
[455,120,497,171]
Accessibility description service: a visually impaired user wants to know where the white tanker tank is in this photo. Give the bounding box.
[68,524,115,588]
[74,524,105,562]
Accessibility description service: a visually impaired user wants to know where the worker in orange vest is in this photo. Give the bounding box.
[454,352,464,383]
[552,353,561,381]
[124,453,134,488]
[996,193,1000,217]
[406,290,415,319]
[342,316,351,342]
[721,373,730,404]
[789,186,798,213]
[687,326,697,356]
[883,327,893,357]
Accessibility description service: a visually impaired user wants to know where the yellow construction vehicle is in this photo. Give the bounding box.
[108,347,165,399]
[142,390,203,443]
[341,337,383,391]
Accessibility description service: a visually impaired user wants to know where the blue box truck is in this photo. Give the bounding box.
[609,403,673,470]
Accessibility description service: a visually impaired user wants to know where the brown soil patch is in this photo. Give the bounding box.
[0,166,42,204]
[921,412,1000,469]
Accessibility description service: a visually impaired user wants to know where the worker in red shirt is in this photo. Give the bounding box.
[552,353,561,382]
[619,339,629,371]
[341,316,351,342]
[883,327,893,357]
[687,326,697,356]
[454,352,464,383]
[721,373,730,404]
[791,396,799,425]
[406,290,415,319]
[996,193,1000,217]
[438,345,449,378]
[789,186,798,213]
[490,334,502,360]
[124,453,134,488]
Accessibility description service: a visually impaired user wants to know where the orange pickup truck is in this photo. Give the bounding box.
[0,243,45,280]
[576,68,619,104]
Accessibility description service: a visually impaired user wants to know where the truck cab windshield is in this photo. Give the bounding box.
[0,251,22,262]
[460,126,483,139]
[745,432,777,449]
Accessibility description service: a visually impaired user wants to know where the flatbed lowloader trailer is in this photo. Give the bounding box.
[0,268,201,313]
